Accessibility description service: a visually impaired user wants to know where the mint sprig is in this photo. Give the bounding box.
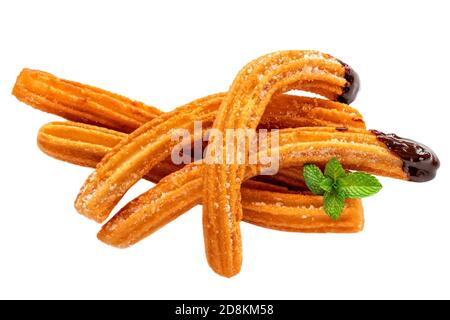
[303,158,382,220]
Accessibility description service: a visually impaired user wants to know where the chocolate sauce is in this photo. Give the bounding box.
[336,60,360,105]
[370,130,440,182]
[335,127,348,132]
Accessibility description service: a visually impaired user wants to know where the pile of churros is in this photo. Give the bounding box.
[12,50,440,277]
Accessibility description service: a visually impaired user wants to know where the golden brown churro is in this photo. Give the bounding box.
[98,177,364,248]
[37,121,182,182]
[97,127,409,250]
[241,189,364,233]
[13,69,364,133]
[37,121,364,241]
[97,161,365,249]
[13,69,162,133]
[202,51,358,277]
[37,121,306,189]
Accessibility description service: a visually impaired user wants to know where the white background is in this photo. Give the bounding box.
[0,0,449,299]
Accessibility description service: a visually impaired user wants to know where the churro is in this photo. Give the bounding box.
[97,161,365,249]
[37,121,306,189]
[13,69,161,133]
[13,69,363,133]
[241,189,363,233]
[201,51,359,276]
[97,126,437,251]
[37,121,182,183]
[37,121,364,241]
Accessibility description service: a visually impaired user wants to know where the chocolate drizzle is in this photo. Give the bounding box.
[336,60,360,105]
[370,130,440,182]
[335,127,348,132]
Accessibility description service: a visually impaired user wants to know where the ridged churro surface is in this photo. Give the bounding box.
[13,69,161,133]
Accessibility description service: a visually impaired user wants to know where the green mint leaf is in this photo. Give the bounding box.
[319,177,333,192]
[337,172,382,198]
[323,191,346,220]
[304,158,383,221]
[324,157,346,181]
[303,164,325,195]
